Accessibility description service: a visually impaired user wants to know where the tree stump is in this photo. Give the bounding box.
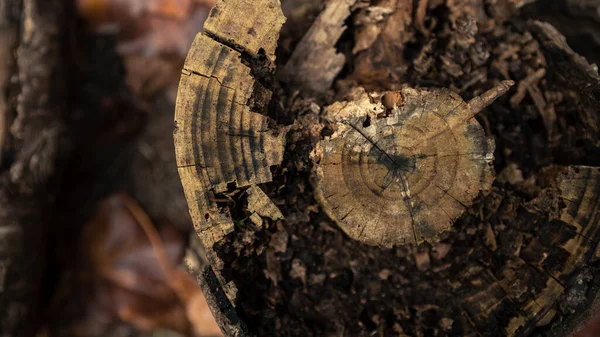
[175,1,600,336]
[313,82,512,246]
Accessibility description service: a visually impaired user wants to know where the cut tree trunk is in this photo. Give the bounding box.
[176,0,600,336]
[0,0,70,336]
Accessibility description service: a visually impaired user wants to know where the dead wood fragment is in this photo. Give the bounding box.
[203,0,285,61]
[530,21,600,147]
[352,3,395,54]
[460,165,600,337]
[279,0,357,96]
[510,68,546,107]
[352,0,414,86]
[174,0,286,335]
[246,185,284,223]
[312,81,512,247]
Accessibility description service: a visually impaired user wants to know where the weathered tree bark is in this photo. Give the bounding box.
[175,1,600,336]
[0,0,69,335]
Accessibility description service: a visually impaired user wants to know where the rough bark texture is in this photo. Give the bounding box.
[0,0,69,335]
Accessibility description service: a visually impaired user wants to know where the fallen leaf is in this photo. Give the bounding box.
[82,193,222,336]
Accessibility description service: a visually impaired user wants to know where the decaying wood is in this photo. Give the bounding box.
[246,185,284,227]
[352,0,414,85]
[279,0,357,96]
[312,81,512,246]
[530,21,600,150]
[459,165,600,336]
[174,0,285,335]
[0,0,69,335]
[203,0,285,62]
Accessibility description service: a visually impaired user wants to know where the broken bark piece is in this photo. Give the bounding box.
[174,0,286,335]
[1,0,70,335]
[530,21,600,145]
[279,0,357,96]
[312,81,513,247]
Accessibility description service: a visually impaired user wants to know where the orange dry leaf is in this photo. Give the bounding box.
[84,193,222,337]
[77,0,214,57]
[77,0,192,28]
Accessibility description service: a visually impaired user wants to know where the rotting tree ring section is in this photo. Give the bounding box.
[313,88,497,247]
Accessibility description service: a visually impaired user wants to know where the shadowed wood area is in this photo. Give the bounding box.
[458,166,600,336]
[313,82,512,246]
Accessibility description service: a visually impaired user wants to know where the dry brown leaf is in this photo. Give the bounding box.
[83,193,222,336]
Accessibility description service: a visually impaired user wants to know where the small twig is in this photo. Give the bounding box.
[120,193,191,302]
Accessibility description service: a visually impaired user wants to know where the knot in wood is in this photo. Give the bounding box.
[313,82,513,247]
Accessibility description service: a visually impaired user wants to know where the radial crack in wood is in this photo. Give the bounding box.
[204,0,285,62]
[174,0,286,334]
[312,81,513,247]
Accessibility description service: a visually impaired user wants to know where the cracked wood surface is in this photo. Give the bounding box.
[313,81,512,247]
[174,0,285,335]
[459,165,600,336]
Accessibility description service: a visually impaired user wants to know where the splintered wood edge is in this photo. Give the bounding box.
[312,82,512,247]
[173,0,285,333]
[279,0,357,95]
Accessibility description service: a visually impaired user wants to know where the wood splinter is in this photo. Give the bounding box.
[312,81,514,247]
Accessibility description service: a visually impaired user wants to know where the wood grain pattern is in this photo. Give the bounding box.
[312,82,513,247]
[174,0,286,334]
[204,0,285,61]
[457,166,600,336]
[175,33,285,235]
